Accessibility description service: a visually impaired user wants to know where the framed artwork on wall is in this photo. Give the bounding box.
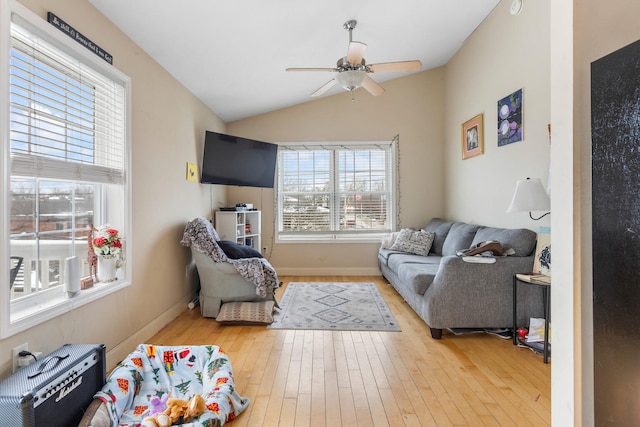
[461,113,484,160]
[533,226,551,276]
[497,88,523,146]
[186,162,198,182]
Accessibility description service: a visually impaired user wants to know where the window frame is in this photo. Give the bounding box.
[276,140,397,244]
[0,0,132,338]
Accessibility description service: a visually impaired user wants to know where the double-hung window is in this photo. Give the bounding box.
[277,140,397,242]
[2,3,131,337]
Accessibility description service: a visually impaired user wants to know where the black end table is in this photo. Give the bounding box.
[513,274,551,363]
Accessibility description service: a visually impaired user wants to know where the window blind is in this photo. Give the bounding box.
[278,141,395,238]
[9,21,126,185]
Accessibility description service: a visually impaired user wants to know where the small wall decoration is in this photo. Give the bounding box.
[186,162,198,182]
[533,227,551,276]
[497,88,523,146]
[461,114,484,160]
[47,12,113,64]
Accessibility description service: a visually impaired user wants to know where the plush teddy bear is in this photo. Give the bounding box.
[185,394,206,421]
[140,412,172,427]
[164,397,190,424]
[141,394,206,427]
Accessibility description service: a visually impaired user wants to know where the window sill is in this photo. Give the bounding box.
[277,233,388,244]
[3,278,130,338]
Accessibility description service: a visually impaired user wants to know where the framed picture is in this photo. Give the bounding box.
[497,88,523,146]
[461,114,484,160]
[533,227,551,276]
[186,162,198,182]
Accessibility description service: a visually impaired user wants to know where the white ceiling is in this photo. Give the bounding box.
[88,0,500,123]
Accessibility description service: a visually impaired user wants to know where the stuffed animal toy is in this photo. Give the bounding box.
[140,412,172,427]
[141,394,206,427]
[149,394,169,416]
[186,394,206,420]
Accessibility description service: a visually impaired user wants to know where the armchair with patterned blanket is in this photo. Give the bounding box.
[180,217,279,318]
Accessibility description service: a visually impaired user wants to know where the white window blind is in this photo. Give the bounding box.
[2,5,131,338]
[9,20,126,184]
[277,141,396,240]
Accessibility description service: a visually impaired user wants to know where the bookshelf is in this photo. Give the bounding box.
[214,210,261,252]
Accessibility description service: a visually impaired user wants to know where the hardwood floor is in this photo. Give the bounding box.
[148,276,551,426]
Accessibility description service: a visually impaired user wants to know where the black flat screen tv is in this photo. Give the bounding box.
[201,131,278,188]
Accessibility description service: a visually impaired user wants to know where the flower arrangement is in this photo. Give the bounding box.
[93,225,123,256]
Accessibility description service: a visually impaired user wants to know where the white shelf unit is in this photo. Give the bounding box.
[214,210,261,251]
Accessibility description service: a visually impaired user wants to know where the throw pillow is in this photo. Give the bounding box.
[380,231,400,249]
[389,228,435,256]
[215,301,276,325]
[216,240,263,259]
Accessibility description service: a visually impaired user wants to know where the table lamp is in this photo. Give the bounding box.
[506,177,550,220]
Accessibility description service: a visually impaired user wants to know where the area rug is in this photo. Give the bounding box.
[268,282,401,331]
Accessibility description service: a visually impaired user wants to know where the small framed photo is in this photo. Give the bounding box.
[461,114,484,160]
[533,227,551,277]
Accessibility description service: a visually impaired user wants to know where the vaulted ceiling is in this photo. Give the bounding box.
[89,0,500,122]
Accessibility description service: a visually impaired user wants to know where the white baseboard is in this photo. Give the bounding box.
[105,299,187,371]
[275,267,382,276]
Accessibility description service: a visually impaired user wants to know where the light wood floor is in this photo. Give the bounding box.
[148,276,551,426]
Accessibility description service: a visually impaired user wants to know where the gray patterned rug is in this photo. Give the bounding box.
[268,282,401,331]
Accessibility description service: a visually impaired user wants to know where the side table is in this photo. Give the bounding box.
[512,274,551,363]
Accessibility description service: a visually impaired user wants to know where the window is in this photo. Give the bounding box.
[277,140,397,241]
[2,3,131,337]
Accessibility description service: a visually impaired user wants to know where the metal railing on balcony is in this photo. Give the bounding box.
[9,239,90,300]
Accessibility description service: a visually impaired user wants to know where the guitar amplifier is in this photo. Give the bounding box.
[0,343,106,427]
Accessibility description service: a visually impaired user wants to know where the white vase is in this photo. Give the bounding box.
[97,255,118,282]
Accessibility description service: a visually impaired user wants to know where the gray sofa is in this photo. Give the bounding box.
[378,218,544,338]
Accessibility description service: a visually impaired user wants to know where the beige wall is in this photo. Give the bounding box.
[0,0,227,377]
[444,0,551,230]
[228,70,446,275]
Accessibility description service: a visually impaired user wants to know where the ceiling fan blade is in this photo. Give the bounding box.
[286,67,337,72]
[310,79,337,97]
[346,41,367,65]
[368,60,422,73]
[361,76,385,96]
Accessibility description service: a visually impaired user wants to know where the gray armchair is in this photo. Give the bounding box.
[181,218,279,318]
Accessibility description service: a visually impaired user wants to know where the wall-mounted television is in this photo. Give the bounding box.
[201,131,278,188]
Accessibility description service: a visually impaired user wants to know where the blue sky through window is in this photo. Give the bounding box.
[9,47,96,164]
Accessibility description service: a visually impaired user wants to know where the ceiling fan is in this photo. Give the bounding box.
[286,20,422,98]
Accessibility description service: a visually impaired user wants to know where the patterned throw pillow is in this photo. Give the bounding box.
[389,228,435,256]
[216,301,276,325]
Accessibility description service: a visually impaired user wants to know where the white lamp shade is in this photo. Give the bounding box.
[506,178,550,213]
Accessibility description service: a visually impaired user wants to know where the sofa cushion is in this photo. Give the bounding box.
[378,248,401,265]
[389,228,435,256]
[387,252,442,271]
[380,231,401,249]
[441,222,481,256]
[397,262,440,295]
[424,218,455,255]
[471,227,537,257]
[216,300,275,324]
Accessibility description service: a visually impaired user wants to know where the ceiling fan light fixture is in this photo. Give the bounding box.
[335,70,366,92]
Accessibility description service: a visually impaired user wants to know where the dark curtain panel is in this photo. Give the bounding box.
[591,38,640,425]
